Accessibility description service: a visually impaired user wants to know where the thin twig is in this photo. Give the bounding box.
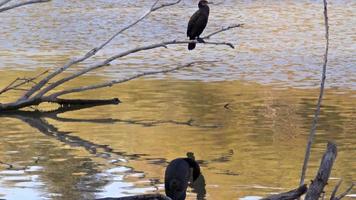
[300,0,329,186]
[332,183,355,200]
[0,0,50,13]
[204,24,244,39]
[330,179,343,200]
[0,70,48,95]
[18,0,181,101]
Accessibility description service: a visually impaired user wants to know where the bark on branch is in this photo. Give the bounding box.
[300,0,329,186]
[304,142,337,200]
[0,0,50,13]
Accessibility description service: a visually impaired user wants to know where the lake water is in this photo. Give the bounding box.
[0,0,355,199]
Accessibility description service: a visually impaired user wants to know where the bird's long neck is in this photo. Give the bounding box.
[199,6,209,15]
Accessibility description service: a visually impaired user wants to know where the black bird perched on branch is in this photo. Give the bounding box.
[164,157,201,200]
[187,0,210,50]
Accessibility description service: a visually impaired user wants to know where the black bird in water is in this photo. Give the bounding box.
[187,0,210,50]
[164,157,201,200]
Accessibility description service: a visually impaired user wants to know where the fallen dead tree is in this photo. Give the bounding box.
[0,0,243,112]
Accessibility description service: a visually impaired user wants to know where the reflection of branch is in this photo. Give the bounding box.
[0,0,50,13]
[300,0,329,186]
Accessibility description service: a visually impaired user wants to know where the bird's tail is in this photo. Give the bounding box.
[188,37,196,50]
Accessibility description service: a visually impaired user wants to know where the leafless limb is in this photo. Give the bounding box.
[42,61,215,99]
[0,0,11,7]
[204,24,244,39]
[32,26,239,99]
[305,142,337,200]
[330,179,343,200]
[300,0,329,186]
[261,184,307,200]
[331,183,354,200]
[18,0,182,101]
[0,61,215,111]
[0,70,48,95]
[0,0,50,13]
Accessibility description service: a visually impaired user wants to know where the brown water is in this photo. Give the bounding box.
[0,0,355,200]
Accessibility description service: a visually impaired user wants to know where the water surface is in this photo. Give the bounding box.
[0,0,355,199]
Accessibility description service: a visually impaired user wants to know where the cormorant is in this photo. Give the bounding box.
[187,0,210,50]
[164,157,201,200]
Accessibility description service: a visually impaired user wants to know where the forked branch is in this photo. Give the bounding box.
[18,0,182,101]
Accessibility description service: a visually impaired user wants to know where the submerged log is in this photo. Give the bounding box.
[305,142,337,200]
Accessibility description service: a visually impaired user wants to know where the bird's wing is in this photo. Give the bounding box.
[187,11,208,38]
[187,10,201,37]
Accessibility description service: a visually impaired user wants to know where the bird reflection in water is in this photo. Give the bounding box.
[164,152,206,200]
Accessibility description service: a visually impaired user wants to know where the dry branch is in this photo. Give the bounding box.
[0,61,212,111]
[0,70,48,95]
[0,0,11,7]
[300,0,329,186]
[330,179,343,200]
[304,142,337,200]
[33,25,241,99]
[261,184,308,200]
[18,0,182,101]
[0,0,50,13]
[331,183,354,200]
[44,61,215,99]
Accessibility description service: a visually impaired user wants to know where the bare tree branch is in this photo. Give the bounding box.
[0,70,48,95]
[0,0,50,13]
[331,183,354,200]
[304,142,337,200]
[0,0,11,7]
[300,0,329,186]
[0,61,215,111]
[330,179,343,200]
[204,24,244,39]
[18,0,182,101]
[43,61,215,99]
[33,25,240,99]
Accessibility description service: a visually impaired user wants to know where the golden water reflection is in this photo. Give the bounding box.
[0,71,355,199]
